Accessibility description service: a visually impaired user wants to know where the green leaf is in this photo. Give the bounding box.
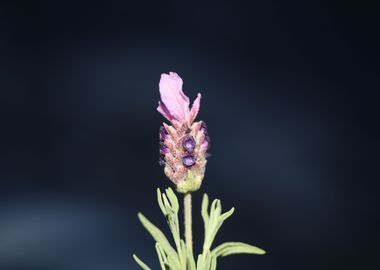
[157,188,167,216]
[203,199,225,251]
[133,254,151,270]
[137,213,181,269]
[203,251,212,270]
[213,242,266,257]
[196,250,214,270]
[155,243,168,270]
[220,207,234,221]
[210,253,217,270]
[180,240,189,269]
[209,199,221,223]
[165,187,179,213]
[159,188,185,268]
[196,254,204,270]
[162,193,171,213]
[138,190,266,270]
[201,194,209,227]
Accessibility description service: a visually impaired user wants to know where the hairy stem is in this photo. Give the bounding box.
[184,192,193,254]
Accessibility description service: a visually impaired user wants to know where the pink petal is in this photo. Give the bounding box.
[157,101,174,122]
[159,72,190,123]
[188,93,201,124]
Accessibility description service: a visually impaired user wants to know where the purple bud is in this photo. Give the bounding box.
[159,126,167,141]
[201,135,210,149]
[182,155,195,167]
[160,144,169,155]
[200,122,208,134]
[182,136,195,153]
[158,157,166,166]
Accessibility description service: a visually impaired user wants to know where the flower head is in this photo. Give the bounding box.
[157,72,210,193]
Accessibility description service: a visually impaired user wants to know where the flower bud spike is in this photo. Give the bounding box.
[157,72,210,193]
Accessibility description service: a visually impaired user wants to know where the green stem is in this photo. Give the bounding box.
[184,192,193,254]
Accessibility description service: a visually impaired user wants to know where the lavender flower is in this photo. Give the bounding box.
[157,72,210,193]
[182,136,196,153]
[133,73,266,270]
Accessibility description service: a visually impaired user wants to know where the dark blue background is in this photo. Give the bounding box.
[0,1,378,269]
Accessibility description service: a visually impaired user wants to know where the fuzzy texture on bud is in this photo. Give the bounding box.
[157,72,210,193]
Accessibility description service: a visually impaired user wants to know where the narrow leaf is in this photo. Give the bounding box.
[210,253,217,270]
[133,254,151,270]
[137,213,181,268]
[203,199,222,251]
[213,242,266,257]
[158,189,184,268]
[203,250,212,270]
[180,239,188,269]
[155,243,167,270]
[184,239,196,270]
[220,207,234,221]
[166,187,179,212]
[157,188,167,216]
[196,254,204,270]
[201,193,209,227]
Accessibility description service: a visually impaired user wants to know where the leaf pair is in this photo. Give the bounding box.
[134,188,188,270]
[133,188,265,270]
[196,194,265,270]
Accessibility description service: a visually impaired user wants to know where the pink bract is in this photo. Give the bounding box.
[157,72,201,126]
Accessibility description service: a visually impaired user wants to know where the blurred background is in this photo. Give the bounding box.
[0,0,378,269]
